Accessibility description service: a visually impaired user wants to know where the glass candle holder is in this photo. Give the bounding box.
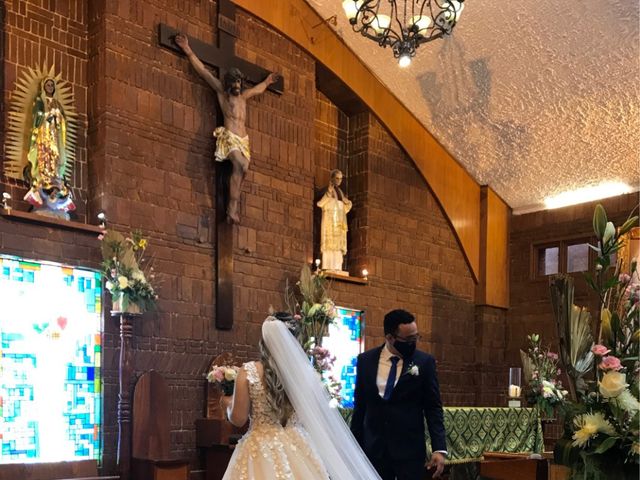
[508,367,522,398]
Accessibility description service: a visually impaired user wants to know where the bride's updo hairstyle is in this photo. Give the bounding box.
[260,312,296,425]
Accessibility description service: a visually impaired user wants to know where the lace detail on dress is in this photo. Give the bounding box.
[244,361,281,427]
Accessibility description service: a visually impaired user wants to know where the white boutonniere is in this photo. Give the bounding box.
[405,363,420,377]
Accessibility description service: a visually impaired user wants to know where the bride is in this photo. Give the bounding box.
[221,312,382,480]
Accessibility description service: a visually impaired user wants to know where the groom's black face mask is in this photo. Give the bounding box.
[393,338,417,359]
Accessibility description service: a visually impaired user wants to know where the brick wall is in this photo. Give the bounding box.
[508,192,638,362]
[313,95,484,406]
[90,2,318,472]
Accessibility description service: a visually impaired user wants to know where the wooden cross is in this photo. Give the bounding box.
[159,0,283,331]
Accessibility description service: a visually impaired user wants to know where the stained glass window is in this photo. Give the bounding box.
[322,307,363,408]
[0,255,102,463]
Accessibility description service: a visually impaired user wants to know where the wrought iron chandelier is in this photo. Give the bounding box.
[342,0,465,67]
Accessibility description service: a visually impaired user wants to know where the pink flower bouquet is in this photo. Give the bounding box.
[206,364,239,396]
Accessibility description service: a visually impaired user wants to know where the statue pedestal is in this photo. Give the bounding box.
[324,269,349,277]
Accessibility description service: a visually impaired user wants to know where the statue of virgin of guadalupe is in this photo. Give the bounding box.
[317,169,352,273]
[5,66,78,219]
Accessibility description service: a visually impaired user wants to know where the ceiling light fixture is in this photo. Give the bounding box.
[342,0,465,67]
[544,182,632,210]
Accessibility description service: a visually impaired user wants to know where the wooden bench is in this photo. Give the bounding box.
[131,371,190,480]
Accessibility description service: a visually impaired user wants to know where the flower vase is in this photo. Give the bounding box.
[111,297,141,315]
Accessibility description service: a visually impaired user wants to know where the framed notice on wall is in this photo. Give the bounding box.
[322,307,364,408]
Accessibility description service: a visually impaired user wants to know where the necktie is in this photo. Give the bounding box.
[383,356,400,400]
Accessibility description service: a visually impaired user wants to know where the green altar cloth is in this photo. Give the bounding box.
[427,407,544,464]
[341,407,544,465]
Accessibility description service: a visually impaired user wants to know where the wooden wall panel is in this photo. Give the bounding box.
[477,187,510,308]
[234,0,482,281]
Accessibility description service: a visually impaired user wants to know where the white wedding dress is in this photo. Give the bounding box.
[222,361,330,480]
[224,319,381,480]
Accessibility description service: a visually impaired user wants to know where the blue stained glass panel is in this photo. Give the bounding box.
[0,255,103,464]
[322,307,364,408]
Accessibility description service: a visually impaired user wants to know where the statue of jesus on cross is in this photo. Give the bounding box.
[176,34,278,224]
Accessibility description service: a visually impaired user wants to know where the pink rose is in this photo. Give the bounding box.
[547,352,558,360]
[213,368,224,382]
[619,273,631,284]
[599,356,622,371]
[591,344,611,356]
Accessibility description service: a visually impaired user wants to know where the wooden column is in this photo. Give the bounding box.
[113,311,141,480]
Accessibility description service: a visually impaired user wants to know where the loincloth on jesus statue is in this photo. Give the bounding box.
[213,126,251,162]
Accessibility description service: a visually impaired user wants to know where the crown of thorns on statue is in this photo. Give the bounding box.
[223,68,245,91]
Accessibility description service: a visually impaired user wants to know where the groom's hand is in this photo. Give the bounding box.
[426,452,446,478]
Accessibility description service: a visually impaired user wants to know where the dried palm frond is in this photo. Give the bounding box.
[549,274,594,401]
[570,305,594,374]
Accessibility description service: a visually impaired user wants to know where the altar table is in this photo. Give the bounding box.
[341,406,544,465]
[426,407,544,464]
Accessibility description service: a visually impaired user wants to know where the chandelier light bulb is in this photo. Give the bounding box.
[342,0,361,20]
[449,0,465,19]
[362,268,369,278]
[411,15,431,32]
[398,54,411,68]
[372,14,391,34]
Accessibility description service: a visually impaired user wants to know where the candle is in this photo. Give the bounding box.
[508,384,521,398]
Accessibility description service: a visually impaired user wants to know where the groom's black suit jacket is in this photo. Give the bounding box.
[350,345,446,462]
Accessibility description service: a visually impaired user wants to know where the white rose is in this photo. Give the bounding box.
[224,368,237,382]
[599,371,629,398]
[105,281,114,291]
[117,276,129,289]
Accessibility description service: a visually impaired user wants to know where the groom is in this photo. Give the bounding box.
[351,309,447,479]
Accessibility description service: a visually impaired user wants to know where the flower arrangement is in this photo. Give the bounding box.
[551,204,639,479]
[520,333,568,418]
[100,229,158,313]
[284,265,342,403]
[285,264,338,351]
[207,364,239,396]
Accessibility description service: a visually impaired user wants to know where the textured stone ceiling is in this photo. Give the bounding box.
[306,0,640,212]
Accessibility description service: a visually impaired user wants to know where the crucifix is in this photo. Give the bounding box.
[159,0,283,331]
